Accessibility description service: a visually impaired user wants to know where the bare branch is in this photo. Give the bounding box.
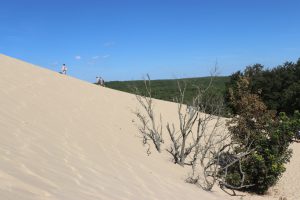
[134,75,164,153]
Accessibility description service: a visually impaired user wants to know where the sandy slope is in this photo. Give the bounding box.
[269,142,300,200]
[0,54,299,200]
[0,54,226,200]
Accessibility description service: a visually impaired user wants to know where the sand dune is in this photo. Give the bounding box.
[0,54,225,200]
[0,54,299,200]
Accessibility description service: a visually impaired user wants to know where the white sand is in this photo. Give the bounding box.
[0,54,299,200]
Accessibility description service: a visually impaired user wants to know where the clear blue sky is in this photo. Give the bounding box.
[1,0,300,82]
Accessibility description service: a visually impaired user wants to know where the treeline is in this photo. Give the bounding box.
[225,59,300,115]
[106,60,299,117]
[106,76,229,105]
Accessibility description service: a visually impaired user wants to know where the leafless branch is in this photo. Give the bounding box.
[134,75,164,153]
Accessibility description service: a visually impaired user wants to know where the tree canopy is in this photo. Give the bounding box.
[226,59,300,115]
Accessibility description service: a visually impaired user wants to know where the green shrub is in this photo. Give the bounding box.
[226,75,300,194]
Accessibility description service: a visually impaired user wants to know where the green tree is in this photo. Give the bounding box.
[226,75,300,194]
[225,59,300,116]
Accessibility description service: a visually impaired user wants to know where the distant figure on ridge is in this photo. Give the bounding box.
[96,76,101,85]
[96,76,105,86]
[101,77,105,86]
[61,64,68,75]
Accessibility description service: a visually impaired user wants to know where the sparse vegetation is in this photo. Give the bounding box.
[134,75,164,154]
[133,63,300,195]
[134,73,255,192]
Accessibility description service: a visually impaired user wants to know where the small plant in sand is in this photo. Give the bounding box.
[134,75,164,154]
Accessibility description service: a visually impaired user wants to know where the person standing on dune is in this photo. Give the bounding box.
[96,76,105,86]
[96,76,101,85]
[61,64,68,75]
[100,77,105,86]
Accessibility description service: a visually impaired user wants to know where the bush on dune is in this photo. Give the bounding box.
[226,75,300,194]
